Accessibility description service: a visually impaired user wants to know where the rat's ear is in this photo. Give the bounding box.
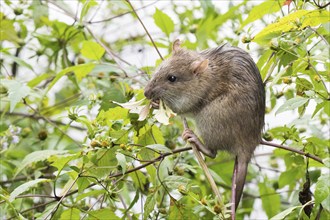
[191,59,209,75]
[172,39,181,53]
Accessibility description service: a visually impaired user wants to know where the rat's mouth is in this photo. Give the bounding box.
[150,99,160,109]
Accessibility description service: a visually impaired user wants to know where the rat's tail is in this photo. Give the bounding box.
[232,156,249,211]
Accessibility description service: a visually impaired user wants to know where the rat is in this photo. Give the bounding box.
[144,39,265,211]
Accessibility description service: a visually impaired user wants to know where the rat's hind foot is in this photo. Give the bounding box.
[182,129,216,158]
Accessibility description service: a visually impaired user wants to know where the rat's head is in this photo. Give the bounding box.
[144,40,210,114]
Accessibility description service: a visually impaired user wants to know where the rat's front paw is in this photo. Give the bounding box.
[182,129,198,142]
[182,129,216,158]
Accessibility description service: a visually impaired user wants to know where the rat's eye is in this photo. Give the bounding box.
[167,75,177,82]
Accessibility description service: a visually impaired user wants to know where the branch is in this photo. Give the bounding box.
[126,0,164,61]
[260,140,324,164]
[0,111,86,131]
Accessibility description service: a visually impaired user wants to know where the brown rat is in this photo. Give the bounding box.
[144,40,265,210]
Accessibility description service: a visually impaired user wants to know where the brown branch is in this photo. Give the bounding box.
[126,0,164,61]
[0,111,86,131]
[260,140,324,164]
[0,174,56,186]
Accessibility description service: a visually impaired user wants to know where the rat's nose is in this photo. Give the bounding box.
[144,84,153,99]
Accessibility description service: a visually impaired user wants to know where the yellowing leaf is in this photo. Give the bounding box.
[81,40,105,60]
[240,0,281,29]
[254,10,330,44]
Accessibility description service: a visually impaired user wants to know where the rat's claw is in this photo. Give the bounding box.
[182,128,216,158]
[182,129,195,141]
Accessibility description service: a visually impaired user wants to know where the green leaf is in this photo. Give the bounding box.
[9,178,50,201]
[259,181,280,218]
[46,63,95,92]
[0,79,32,112]
[15,150,68,176]
[145,144,172,154]
[27,73,52,87]
[163,175,190,189]
[60,208,80,220]
[80,0,98,22]
[87,209,120,220]
[240,0,281,29]
[276,96,309,115]
[81,40,105,61]
[0,16,21,45]
[254,10,330,44]
[278,167,300,188]
[48,153,80,172]
[153,8,174,37]
[1,51,33,70]
[76,189,106,202]
[143,193,157,220]
[116,152,126,174]
[315,175,330,204]
[270,205,301,220]
[77,177,90,193]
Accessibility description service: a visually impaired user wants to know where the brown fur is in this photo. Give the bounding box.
[144,42,265,209]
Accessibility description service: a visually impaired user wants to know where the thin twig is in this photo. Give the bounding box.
[260,140,324,164]
[126,0,164,60]
[45,175,79,219]
[89,0,159,24]
[0,111,86,131]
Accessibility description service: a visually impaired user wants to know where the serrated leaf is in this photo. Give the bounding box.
[48,153,80,172]
[153,8,174,37]
[9,178,50,201]
[143,193,156,220]
[240,0,281,29]
[254,10,330,44]
[276,96,309,115]
[81,40,105,60]
[88,209,120,220]
[163,175,190,189]
[146,144,172,154]
[1,79,32,112]
[15,150,68,176]
[116,152,126,174]
[270,205,301,220]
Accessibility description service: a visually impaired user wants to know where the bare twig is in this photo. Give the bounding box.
[126,0,164,60]
[89,0,159,24]
[45,175,79,219]
[260,140,324,164]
